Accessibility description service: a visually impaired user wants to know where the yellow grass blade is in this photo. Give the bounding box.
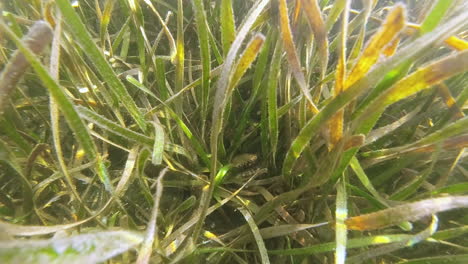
[444,35,468,51]
[278,0,319,114]
[346,4,406,89]
[383,50,468,106]
[328,0,349,148]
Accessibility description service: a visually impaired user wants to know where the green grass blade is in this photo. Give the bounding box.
[220,0,236,57]
[192,0,211,137]
[267,39,282,165]
[419,0,455,34]
[151,122,165,165]
[76,106,153,146]
[55,0,147,132]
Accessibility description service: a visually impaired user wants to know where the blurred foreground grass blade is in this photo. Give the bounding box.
[444,36,468,51]
[419,0,455,35]
[0,231,143,264]
[55,0,147,131]
[345,196,468,231]
[278,0,318,114]
[325,0,347,30]
[0,21,53,113]
[335,178,348,264]
[0,212,100,236]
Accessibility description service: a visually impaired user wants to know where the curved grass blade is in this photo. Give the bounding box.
[136,168,167,264]
[239,207,270,264]
[48,15,97,216]
[229,30,273,155]
[349,156,389,206]
[278,0,319,114]
[345,196,468,231]
[55,0,147,131]
[230,34,265,90]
